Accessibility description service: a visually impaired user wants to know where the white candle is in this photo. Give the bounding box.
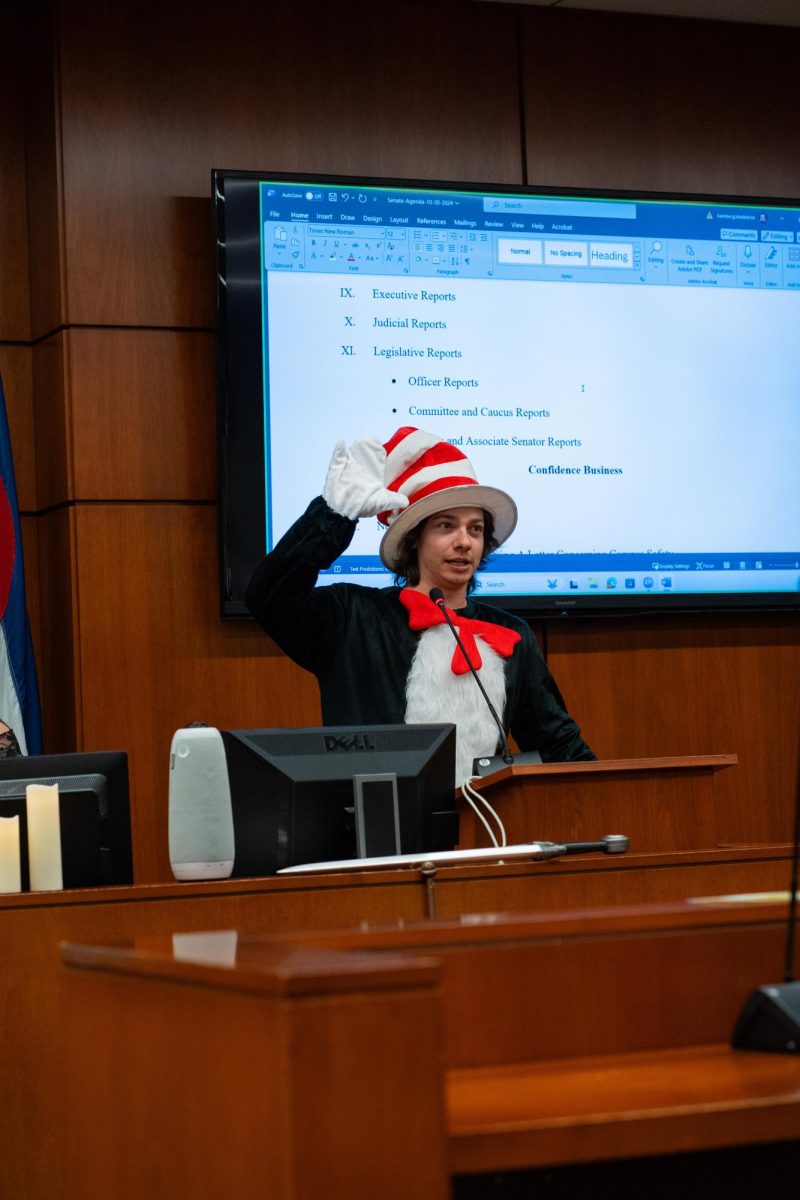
[0,815,22,893]
[26,783,63,891]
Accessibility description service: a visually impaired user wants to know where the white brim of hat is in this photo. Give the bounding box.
[379,484,518,572]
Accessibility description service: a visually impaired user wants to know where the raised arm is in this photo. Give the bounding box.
[246,437,406,673]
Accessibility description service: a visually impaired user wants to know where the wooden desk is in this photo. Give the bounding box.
[0,841,789,1200]
[60,899,800,1199]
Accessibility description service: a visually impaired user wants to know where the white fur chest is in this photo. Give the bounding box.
[404,625,507,784]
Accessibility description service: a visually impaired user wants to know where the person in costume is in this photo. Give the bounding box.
[246,427,594,783]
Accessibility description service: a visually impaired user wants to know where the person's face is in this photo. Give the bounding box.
[415,507,485,597]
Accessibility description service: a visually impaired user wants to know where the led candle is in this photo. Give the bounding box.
[0,815,22,893]
[25,783,63,891]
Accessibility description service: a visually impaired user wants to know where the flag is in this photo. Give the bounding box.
[0,373,42,755]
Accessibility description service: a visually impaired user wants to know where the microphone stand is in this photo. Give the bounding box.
[279,835,629,919]
[731,727,800,1053]
[429,587,514,765]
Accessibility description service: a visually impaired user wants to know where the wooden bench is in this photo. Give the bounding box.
[60,895,800,1198]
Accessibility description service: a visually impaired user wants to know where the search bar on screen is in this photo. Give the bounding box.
[484,197,637,219]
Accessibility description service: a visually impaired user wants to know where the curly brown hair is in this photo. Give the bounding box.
[392,509,498,593]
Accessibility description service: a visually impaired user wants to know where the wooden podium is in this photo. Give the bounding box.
[457,754,738,851]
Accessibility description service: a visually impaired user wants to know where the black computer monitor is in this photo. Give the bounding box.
[220,724,458,876]
[0,750,133,889]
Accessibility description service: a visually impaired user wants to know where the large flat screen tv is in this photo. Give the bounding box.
[214,169,800,618]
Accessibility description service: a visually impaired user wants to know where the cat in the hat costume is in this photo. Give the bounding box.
[246,429,594,783]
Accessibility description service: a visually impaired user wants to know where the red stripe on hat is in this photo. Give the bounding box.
[383,427,417,456]
[390,441,470,493]
[405,475,480,507]
[377,474,479,527]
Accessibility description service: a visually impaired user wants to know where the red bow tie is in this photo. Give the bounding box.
[399,589,521,676]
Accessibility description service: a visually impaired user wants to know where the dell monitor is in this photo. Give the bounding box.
[221,723,458,875]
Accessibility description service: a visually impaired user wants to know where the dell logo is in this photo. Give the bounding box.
[323,733,376,752]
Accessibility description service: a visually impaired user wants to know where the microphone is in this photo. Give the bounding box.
[277,834,630,874]
[429,586,515,768]
[516,835,630,861]
[562,834,629,856]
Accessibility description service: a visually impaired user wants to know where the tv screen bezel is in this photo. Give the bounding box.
[214,167,800,621]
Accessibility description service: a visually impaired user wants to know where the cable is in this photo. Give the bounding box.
[459,775,508,847]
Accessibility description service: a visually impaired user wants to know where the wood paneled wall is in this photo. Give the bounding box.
[522,9,800,197]
[3,0,798,881]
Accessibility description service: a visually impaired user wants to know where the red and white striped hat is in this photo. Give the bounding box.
[377,427,517,571]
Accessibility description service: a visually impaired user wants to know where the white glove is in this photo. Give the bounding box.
[322,437,409,520]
